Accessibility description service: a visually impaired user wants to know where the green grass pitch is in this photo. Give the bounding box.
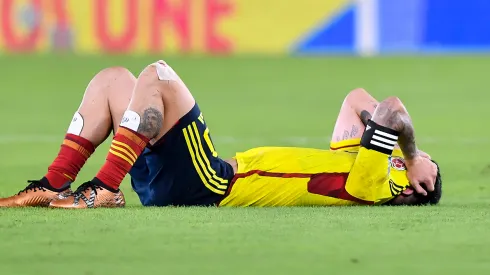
[0,55,489,274]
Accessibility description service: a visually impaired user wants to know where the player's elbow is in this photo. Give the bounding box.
[345,88,371,104]
[347,88,370,97]
[373,96,410,130]
[378,96,406,114]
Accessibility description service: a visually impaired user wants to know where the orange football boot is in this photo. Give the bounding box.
[49,181,125,209]
[0,180,73,207]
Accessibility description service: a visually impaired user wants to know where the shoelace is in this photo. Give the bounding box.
[18,180,46,195]
[73,181,103,199]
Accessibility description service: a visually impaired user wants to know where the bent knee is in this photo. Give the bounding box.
[93,67,135,83]
[137,60,179,83]
[86,67,135,95]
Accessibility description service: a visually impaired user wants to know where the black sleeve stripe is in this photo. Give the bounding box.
[361,120,400,155]
[372,134,397,145]
[369,121,400,136]
[374,129,398,141]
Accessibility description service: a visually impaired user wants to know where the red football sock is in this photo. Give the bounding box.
[45,134,95,189]
[95,127,149,190]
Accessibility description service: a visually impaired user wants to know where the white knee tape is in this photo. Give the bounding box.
[120,110,140,132]
[154,60,178,81]
[67,112,84,135]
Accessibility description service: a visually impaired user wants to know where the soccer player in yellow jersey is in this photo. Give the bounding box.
[220,89,441,206]
[0,61,440,208]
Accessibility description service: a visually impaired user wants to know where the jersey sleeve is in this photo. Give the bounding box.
[345,147,394,204]
[344,120,404,204]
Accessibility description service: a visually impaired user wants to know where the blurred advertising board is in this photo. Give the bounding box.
[0,0,489,55]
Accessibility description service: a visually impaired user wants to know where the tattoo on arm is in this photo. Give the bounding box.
[342,130,349,140]
[360,110,372,126]
[350,125,359,137]
[371,100,418,159]
[137,107,164,139]
[396,115,418,160]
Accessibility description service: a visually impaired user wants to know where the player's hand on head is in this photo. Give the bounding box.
[418,150,431,160]
[405,156,437,196]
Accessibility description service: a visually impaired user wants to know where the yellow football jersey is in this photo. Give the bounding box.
[218,139,410,207]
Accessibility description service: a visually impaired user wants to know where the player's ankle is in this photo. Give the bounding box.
[92,177,119,193]
[44,172,72,190]
[40,177,70,192]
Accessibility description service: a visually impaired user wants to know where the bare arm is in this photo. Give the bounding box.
[358,96,432,159]
[346,89,379,126]
[370,97,418,160]
[340,88,431,159]
[345,91,416,157]
[368,97,436,194]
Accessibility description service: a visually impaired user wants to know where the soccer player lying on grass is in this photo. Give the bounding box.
[0,61,441,208]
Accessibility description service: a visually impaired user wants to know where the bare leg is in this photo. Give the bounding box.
[0,67,135,207]
[46,66,135,186]
[49,61,196,208]
[125,61,195,143]
[76,67,135,145]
